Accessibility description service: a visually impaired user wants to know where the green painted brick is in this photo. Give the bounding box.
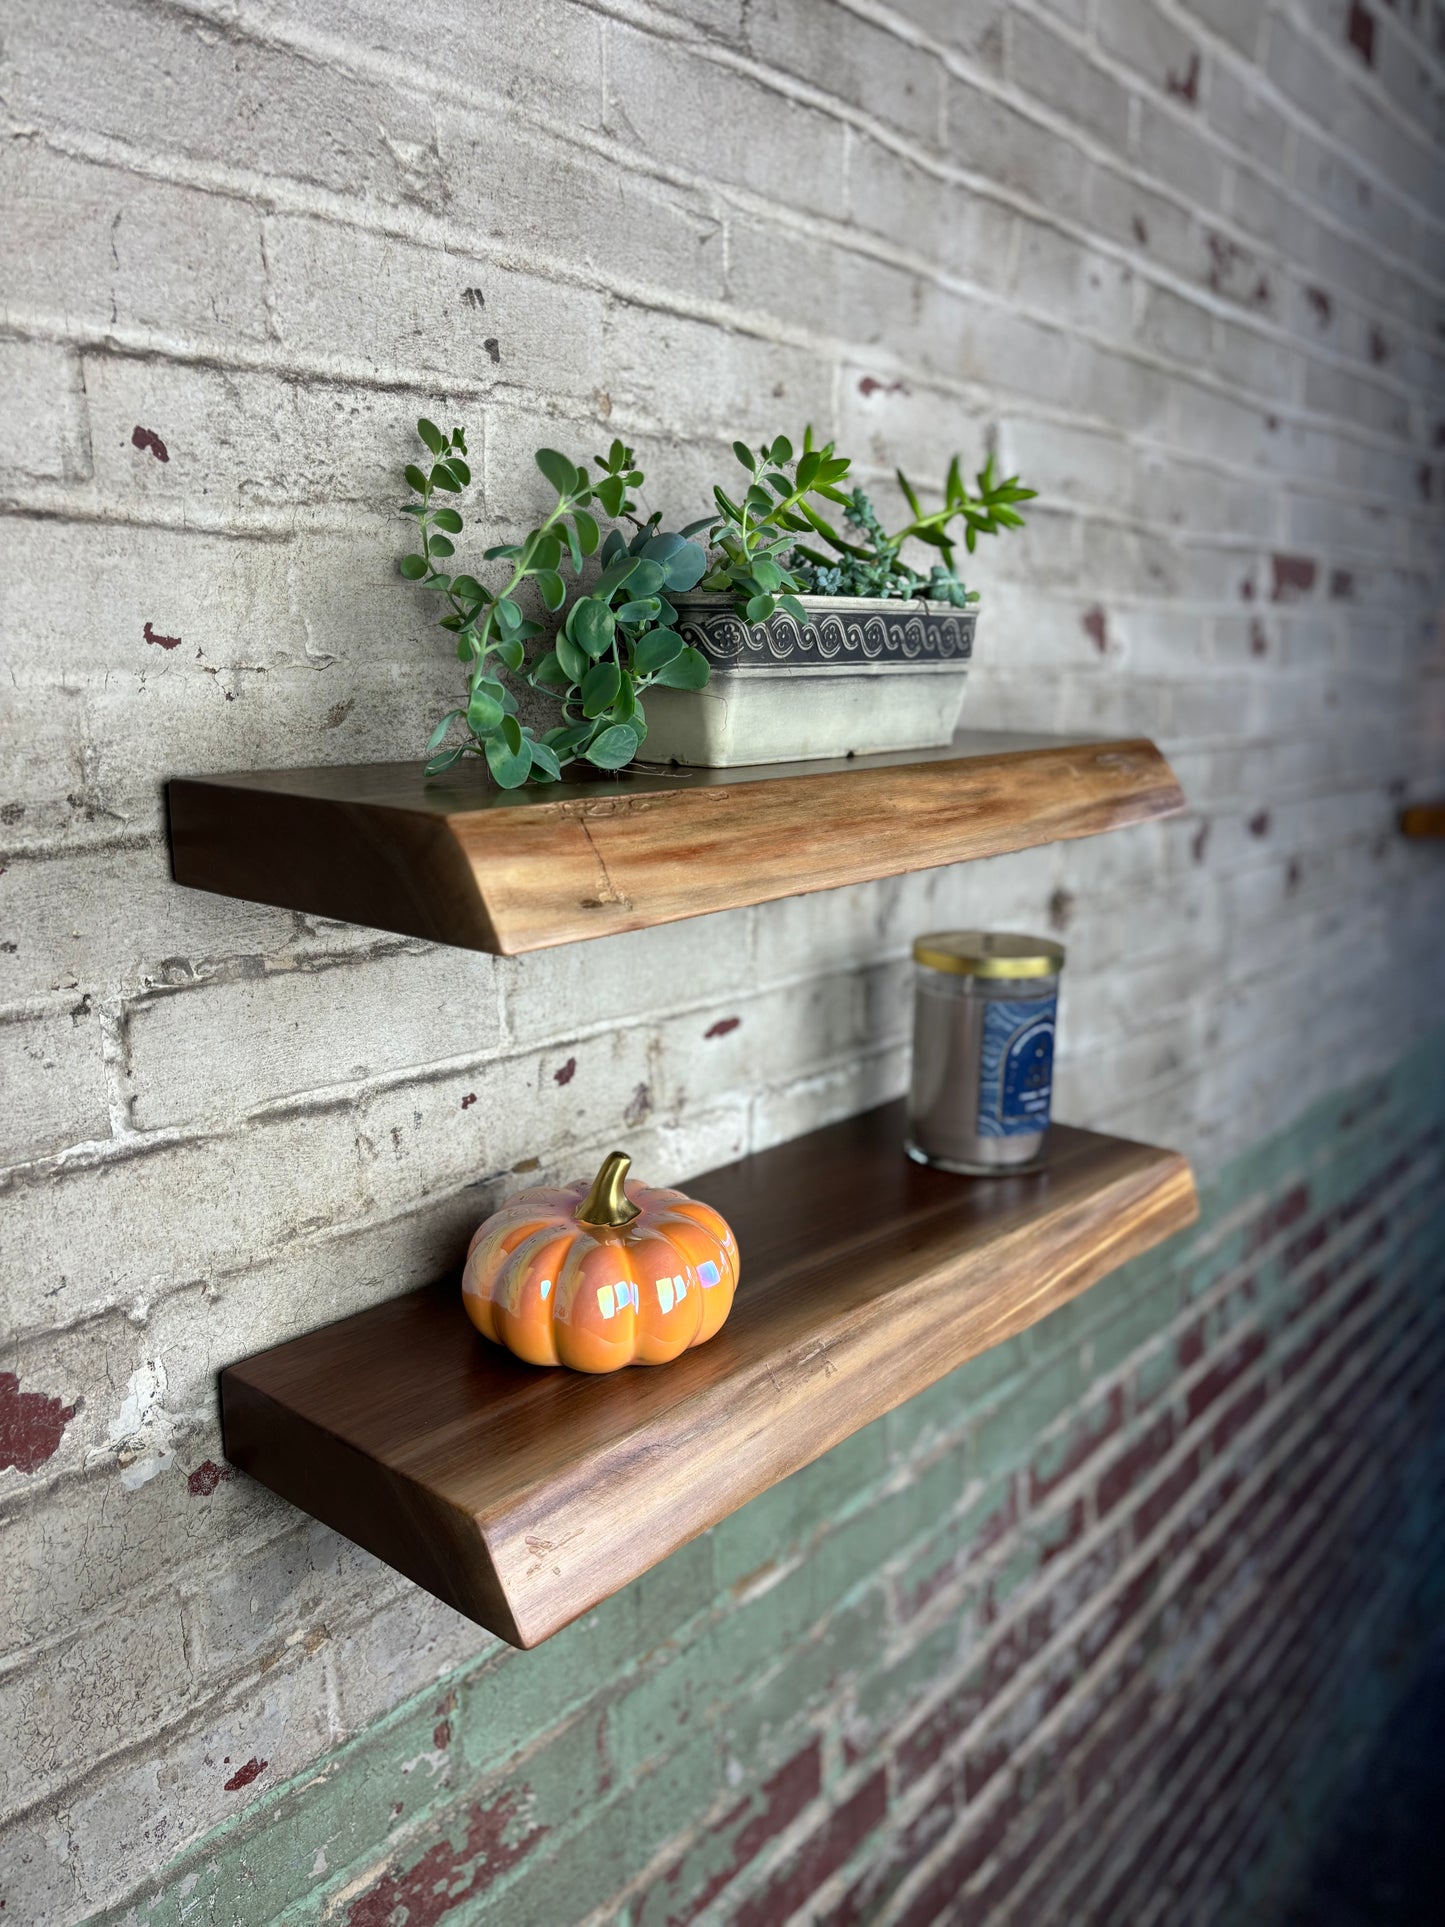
[972,1347,1091,1480]
[710,1417,889,1591]
[716,1592,888,1773]
[466,1727,726,1927]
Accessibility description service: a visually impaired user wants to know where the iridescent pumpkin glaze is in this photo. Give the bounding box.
[461,1150,740,1374]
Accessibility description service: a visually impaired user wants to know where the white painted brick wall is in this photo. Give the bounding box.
[2,0,1442,1916]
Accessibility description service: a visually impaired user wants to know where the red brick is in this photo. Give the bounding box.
[1096,1412,1177,1519]
[730,1773,888,1927]
[1185,1330,1267,1426]
[1210,1379,1267,1453]
[1027,1387,1125,1506]
[1132,1445,1202,1543]
[893,1783,1021,1927]
[652,1739,822,1925]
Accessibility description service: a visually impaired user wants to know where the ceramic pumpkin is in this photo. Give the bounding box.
[461,1150,739,1374]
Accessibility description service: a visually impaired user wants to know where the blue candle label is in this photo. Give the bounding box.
[977,996,1056,1137]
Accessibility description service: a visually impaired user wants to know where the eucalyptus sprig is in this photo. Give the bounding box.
[400,421,709,785]
[683,428,853,625]
[788,449,1035,603]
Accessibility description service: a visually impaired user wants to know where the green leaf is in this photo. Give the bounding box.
[680,516,715,539]
[615,597,660,625]
[713,485,743,523]
[432,507,463,533]
[451,574,488,605]
[652,645,709,690]
[559,518,583,574]
[495,597,522,632]
[467,679,507,733]
[795,450,821,491]
[426,709,463,751]
[946,455,963,504]
[581,661,621,717]
[446,456,471,485]
[535,569,566,611]
[545,720,595,757]
[529,532,561,573]
[764,471,793,498]
[585,723,639,770]
[425,747,464,775]
[626,558,666,598]
[633,628,683,675]
[745,485,774,516]
[555,630,588,682]
[486,729,532,788]
[429,464,462,492]
[528,740,563,783]
[895,468,923,519]
[733,440,757,472]
[594,554,641,600]
[751,557,782,590]
[418,418,445,455]
[494,636,525,672]
[571,597,616,658]
[532,648,570,689]
[779,594,807,624]
[572,507,600,555]
[595,474,626,517]
[398,554,428,579]
[484,544,521,561]
[745,593,776,622]
[769,435,794,464]
[428,533,455,558]
[404,463,429,494]
[536,447,580,496]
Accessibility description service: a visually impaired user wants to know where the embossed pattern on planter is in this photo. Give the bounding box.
[671,596,977,669]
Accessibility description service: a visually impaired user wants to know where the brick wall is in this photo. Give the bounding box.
[2,1,1443,1921]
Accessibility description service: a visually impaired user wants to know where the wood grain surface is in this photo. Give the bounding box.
[1400,801,1445,839]
[170,731,1185,955]
[221,1103,1199,1648]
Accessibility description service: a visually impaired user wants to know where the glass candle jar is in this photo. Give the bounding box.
[906,931,1065,1176]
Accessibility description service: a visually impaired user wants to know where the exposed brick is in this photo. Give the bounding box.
[730,1773,888,1927]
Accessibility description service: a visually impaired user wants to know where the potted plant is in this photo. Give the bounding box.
[648,430,1036,767]
[398,420,1032,785]
[399,422,715,785]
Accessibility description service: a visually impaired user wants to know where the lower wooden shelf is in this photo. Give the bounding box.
[221,1103,1197,1649]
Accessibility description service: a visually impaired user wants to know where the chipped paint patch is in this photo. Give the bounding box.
[90,1358,183,1489]
[0,1370,77,1473]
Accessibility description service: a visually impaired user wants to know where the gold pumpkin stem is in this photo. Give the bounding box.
[577,1149,641,1228]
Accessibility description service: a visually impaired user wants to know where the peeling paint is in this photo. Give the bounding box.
[90,1359,183,1489]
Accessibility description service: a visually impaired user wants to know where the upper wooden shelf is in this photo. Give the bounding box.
[221,1102,1198,1649]
[1400,801,1445,839]
[169,731,1184,955]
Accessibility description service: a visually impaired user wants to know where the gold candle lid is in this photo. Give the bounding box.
[912,931,1066,979]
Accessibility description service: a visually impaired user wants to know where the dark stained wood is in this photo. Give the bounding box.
[170,731,1185,955]
[1400,801,1445,839]
[221,1103,1198,1648]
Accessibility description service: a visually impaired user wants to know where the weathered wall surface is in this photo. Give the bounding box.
[2,0,1443,1921]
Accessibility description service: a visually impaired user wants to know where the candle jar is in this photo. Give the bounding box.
[906,931,1065,1176]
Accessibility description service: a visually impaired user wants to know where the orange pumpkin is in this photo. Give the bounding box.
[461,1150,739,1374]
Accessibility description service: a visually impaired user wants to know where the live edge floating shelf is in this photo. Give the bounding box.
[169,730,1184,955]
[222,1102,1198,1649]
